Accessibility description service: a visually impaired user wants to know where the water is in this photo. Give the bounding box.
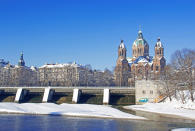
[0,114,195,131]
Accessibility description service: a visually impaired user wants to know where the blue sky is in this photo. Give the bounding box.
[0,0,195,70]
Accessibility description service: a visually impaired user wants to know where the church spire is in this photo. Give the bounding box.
[18,52,25,66]
[138,26,143,39]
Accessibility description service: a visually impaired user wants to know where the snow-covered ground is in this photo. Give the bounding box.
[0,103,146,120]
[124,91,195,120]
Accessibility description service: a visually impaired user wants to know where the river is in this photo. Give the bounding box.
[0,114,195,131]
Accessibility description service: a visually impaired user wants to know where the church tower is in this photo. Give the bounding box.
[114,40,131,86]
[132,30,149,58]
[18,52,25,66]
[118,40,126,59]
[155,37,164,58]
[153,38,166,74]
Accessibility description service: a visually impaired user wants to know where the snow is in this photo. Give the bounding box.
[0,103,146,120]
[124,91,195,120]
[138,57,148,63]
[124,101,195,120]
[40,63,82,68]
[0,59,9,67]
[30,66,36,71]
[127,57,132,63]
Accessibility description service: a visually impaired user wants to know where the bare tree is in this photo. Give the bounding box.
[160,65,175,101]
[170,49,195,102]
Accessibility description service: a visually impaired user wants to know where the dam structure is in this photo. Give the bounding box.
[0,87,135,105]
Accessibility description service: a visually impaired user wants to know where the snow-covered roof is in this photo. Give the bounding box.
[127,57,132,63]
[30,66,37,71]
[128,56,153,66]
[0,59,9,67]
[137,57,148,63]
[39,62,82,69]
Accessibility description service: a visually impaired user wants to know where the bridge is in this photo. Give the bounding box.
[0,87,135,105]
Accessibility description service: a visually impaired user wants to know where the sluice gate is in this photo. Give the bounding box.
[0,87,135,105]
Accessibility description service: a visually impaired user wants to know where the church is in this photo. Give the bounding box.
[114,30,166,86]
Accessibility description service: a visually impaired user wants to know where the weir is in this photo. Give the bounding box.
[0,87,135,105]
[19,88,44,103]
[0,88,17,102]
[51,88,73,104]
[79,89,103,104]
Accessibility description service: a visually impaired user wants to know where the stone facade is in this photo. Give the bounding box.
[114,40,131,86]
[114,30,166,86]
[39,63,93,86]
[0,55,39,86]
[0,55,115,87]
[39,64,114,87]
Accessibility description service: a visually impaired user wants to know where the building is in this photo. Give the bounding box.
[114,40,131,86]
[39,62,93,86]
[0,53,39,86]
[0,53,115,87]
[114,30,166,86]
[135,80,165,104]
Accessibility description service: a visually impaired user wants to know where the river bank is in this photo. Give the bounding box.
[0,102,146,120]
[124,101,195,121]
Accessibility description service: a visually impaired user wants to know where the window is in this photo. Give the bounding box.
[150,90,153,94]
[156,66,159,71]
[142,90,146,94]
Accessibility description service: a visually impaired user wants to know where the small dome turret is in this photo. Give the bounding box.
[155,37,163,47]
[119,40,126,49]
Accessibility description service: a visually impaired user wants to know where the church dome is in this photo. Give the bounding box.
[133,30,148,47]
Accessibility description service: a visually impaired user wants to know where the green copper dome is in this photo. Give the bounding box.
[133,30,148,47]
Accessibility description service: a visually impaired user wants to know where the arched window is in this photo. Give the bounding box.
[156,66,159,71]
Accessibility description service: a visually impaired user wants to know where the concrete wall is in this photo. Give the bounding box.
[135,80,164,104]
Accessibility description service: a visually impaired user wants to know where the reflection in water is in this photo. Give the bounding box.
[0,114,195,131]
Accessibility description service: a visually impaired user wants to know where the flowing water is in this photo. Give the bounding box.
[0,114,194,131]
